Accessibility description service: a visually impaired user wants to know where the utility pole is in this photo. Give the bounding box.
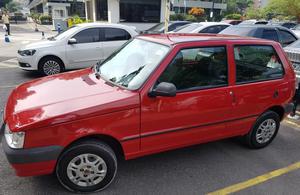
[164,0,170,33]
[210,0,215,22]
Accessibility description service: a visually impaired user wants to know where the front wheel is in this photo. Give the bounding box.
[56,141,117,193]
[245,111,280,149]
[38,57,64,76]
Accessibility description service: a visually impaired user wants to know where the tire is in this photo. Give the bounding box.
[245,111,280,149]
[56,140,117,193]
[38,57,65,76]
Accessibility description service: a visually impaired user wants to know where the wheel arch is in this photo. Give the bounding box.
[38,55,65,70]
[266,105,285,121]
[60,134,125,160]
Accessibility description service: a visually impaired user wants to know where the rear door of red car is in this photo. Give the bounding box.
[225,41,289,134]
[139,42,234,153]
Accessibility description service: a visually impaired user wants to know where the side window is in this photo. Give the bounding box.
[103,28,131,41]
[72,28,100,44]
[158,46,228,91]
[278,30,297,46]
[262,29,279,42]
[234,45,284,84]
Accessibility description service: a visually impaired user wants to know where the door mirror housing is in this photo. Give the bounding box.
[68,38,77,44]
[149,82,177,97]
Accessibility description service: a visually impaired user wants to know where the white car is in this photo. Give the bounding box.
[17,23,138,75]
[170,22,231,34]
[291,24,300,38]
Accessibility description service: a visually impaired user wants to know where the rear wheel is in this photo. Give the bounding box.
[245,111,280,149]
[56,141,117,193]
[38,57,64,76]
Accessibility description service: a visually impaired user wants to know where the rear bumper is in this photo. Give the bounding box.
[2,136,63,176]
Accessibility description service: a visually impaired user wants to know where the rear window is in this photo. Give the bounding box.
[234,45,284,84]
[219,26,255,36]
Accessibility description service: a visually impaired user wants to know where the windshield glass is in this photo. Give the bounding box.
[50,26,80,40]
[147,23,165,32]
[287,40,300,48]
[174,23,201,33]
[99,39,170,90]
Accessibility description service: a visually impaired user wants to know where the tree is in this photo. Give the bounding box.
[224,0,254,15]
[266,0,300,22]
[5,1,21,13]
[188,7,205,17]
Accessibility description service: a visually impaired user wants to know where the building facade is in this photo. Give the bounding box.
[84,0,227,30]
[27,0,85,19]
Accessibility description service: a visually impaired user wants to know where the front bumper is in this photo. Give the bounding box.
[2,135,63,176]
[17,54,38,71]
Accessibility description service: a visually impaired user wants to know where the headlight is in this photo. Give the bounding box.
[18,49,36,56]
[4,124,25,149]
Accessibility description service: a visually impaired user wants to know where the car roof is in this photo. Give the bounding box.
[237,24,289,30]
[76,22,132,29]
[137,33,275,46]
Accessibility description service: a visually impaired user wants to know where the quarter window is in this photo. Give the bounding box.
[278,30,297,46]
[234,45,284,84]
[103,28,131,41]
[158,46,228,91]
[72,28,100,43]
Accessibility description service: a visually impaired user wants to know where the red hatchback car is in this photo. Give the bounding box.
[1,34,296,192]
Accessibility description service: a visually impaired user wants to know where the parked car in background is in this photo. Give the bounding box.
[142,21,191,34]
[270,22,297,29]
[239,19,269,25]
[2,34,295,193]
[170,22,231,34]
[17,23,138,75]
[291,24,300,38]
[222,19,242,25]
[220,25,298,47]
[284,39,300,84]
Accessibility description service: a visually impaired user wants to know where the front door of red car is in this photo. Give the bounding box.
[140,45,233,153]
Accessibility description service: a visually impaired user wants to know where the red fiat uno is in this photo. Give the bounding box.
[1,34,296,193]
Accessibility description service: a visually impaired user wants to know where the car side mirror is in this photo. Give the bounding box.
[149,82,177,97]
[68,38,77,44]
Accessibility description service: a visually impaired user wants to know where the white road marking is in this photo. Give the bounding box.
[0,58,18,68]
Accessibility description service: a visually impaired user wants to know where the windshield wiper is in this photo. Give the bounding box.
[94,61,102,79]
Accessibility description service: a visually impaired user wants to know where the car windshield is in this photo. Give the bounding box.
[147,22,165,32]
[219,26,254,36]
[98,39,170,90]
[174,23,201,33]
[49,26,80,41]
[287,39,300,48]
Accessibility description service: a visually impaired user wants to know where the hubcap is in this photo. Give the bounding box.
[256,119,277,144]
[43,60,61,75]
[67,153,107,187]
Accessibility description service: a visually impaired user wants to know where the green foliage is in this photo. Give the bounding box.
[30,12,41,22]
[39,15,52,24]
[225,0,254,15]
[225,13,242,20]
[266,0,300,22]
[5,1,21,12]
[245,6,266,19]
[170,13,185,21]
[170,13,206,22]
[67,15,90,27]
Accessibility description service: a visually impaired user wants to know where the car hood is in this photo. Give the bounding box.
[4,69,139,132]
[20,39,61,50]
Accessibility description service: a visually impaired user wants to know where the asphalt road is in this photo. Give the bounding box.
[1,23,300,195]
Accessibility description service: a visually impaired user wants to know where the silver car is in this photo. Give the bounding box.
[284,40,300,85]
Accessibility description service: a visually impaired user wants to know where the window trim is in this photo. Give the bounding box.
[156,45,230,93]
[233,44,285,85]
